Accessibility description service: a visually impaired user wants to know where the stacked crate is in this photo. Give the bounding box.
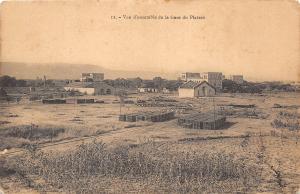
[177,112,226,130]
[65,98,96,104]
[177,113,201,128]
[77,99,95,104]
[145,111,175,122]
[119,114,126,121]
[42,99,66,104]
[136,114,146,121]
[65,98,77,104]
[119,110,175,122]
[125,114,138,122]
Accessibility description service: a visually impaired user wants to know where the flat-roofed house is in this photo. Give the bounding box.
[181,72,201,81]
[64,82,114,95]
[178,81,216,98]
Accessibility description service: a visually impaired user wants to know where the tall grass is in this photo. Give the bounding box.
[0,125,65,149]
[271,111,300,130]
[7,141,261,193]
[0,124,65,140]
[271,110,300,143]
[271,119,299,131]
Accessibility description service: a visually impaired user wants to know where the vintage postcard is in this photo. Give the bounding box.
[0,0,299,193]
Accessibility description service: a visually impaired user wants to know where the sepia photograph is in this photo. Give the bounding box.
[0,0,299,193]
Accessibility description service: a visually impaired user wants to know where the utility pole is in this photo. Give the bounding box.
[43,75,46,88]
[120,98,122,115]
[213,96,216,129]
[119,94,124,115]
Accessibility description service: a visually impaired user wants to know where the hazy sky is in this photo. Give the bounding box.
[1,0,299,81]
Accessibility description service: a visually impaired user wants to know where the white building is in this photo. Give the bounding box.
[64,82,114,95]
[81,73,104,82]
[178,81,216,98]
[162,88,170,93]
[181,72,223,91]
[138,87,159,93]
[181,72,201,81]
[229,75,244,84]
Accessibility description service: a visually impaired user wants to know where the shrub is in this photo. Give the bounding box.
[0,125,65,140]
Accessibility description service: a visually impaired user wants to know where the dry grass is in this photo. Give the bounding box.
[271,111,300,144]
[0,124,66,149]
[1,93,299,193]
[0,124,109,149]
[0,120,11,125]
[271,111,300,131]
[4,140,261,193]
[6,113,19,118]
[0,124,65,140]
[220,107,268,119]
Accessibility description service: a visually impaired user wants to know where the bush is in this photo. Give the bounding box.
[222,79,262,93]
[0,125,65,140]
[271,111,300,131]
[272,119,299,130]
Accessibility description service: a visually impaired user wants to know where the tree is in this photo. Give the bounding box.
[153,77,164,89]
[16,80,27,87]
[0,88,7,97]
[0,75,17,87]
[222,79,241,93]
[164,80,183,91]
[222,79,262,93]
[129,77,143,88]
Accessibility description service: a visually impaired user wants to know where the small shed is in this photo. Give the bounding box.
[178,81,216,98]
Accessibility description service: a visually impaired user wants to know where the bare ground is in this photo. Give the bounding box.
[0,92,299,193]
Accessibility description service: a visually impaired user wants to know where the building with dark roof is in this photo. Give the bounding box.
[178,81,216,98]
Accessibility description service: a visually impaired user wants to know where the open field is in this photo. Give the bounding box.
[0,92,300,193]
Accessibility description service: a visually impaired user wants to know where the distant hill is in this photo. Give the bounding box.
[0,62,178,80]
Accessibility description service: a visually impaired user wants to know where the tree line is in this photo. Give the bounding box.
[222,79,296,93]
[0,75,296,93]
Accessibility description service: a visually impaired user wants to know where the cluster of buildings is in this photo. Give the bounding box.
[178,72,244,98]
[64,73,115,95]
[62,71,244,98]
